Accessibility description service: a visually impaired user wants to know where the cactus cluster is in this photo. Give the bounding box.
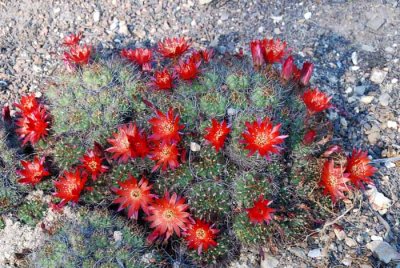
[29,208,165,268]
[0,34,380,266]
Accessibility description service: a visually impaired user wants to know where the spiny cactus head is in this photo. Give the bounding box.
[226,74,250,91]
[187,180,231,220]
[188,233,233,265]
[200,91,228,118]
[53,137,85,170]
[153,164,193,195]
[17,200,46,227]
[233,213,272,245]
[233,173,272,208]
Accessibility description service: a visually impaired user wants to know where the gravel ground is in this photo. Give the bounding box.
[0,0,399,267]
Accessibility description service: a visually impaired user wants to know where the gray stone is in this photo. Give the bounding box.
[366,241,400,264]
[361,44,376,52]
[354,86,367,96]
[379,93,391,106]
[260,254,279,268]
[307,248,321,258]
[351,51,358,65]
[366,15,386,31]
[93,10,100,23]
[370,68,387,84]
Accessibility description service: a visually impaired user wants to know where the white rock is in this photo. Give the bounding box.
[370,68,388,84]
[118,21,129,35]
[307,248,321,258]
[345,87,353,94]
[199,0,213,5]
[365,186,392,215]
[260,254,279,268]
[304,12,312,20]
[113,231,122,242]
[345,237,358,247]
[334,228,346,241]
[342,256,353,266]
[53,7,61,14]
[350,66,360,71]
[258,26,265,33]
[271,15,283,24]
[366,241,400,264]
[392,78,398,84]
[360,96,374,104]
[93,10,100,23]
[351,52,358,65]
[385,162,396,169]
[387,120,398,129]
[371,235,383,241]
[190,142,201,152]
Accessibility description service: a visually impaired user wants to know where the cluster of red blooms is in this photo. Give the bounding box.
[62,32,92,67]
[319,149,377,203]
[14,94,50,146]
[119,37,213,91]
[112,175,218,252]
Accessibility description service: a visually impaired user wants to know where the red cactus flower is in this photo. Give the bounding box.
[112,175,157,220]
[151,69,174,91]
[189,50,202,64]
[63,44,92,65]
[319,160,350,204]
[299,62,314,86]
[2,105,11,123]
[281,56,295,81]
[250,40,265,68]
[157,37,190,58]
[150,141,180,172]
[106,123,149,163]
[17,156,49,185]
[16,106,50,145]
[121,48,153,71]
[53,169,88,206]
[261,38,287,63]
[201,49,214,63]
[345,149,377,189]
[184,219,219,254]
[175,59,200,81]
[14,94,39,115]
[63,32,82,47]
[80,150,108,181]
[246,195,276,225]
[241,117,288,158]
[146,192,191,243]
[303,129,317,145]
[149,108,184,143]
[302,88,332,114]
[204,119,231,152]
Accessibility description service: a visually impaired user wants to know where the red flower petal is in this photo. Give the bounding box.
[204,119,230,152]
[184,219,219,254]
[246,196,276,225]
[17,156,50,185]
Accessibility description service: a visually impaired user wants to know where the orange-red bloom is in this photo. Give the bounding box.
[151,69,174,91]
[250,40,265,68]
[201,49,214,63]
[148,108,184,143]
[204,119,230,152]
[150,142,180,172]
[261,38,287,63]
[319,160,350,203]
[112,175,157,220]
[106,123,149,163]
[345,149,377,189]
[63,44,92,65]
[303,129,317,145]
[146,192,191,243]
[63,32,82,47]
[121,48,153,71]
[80,150,108,181]
[302,88,332,114]
[17,156,49,185]
[175,59,200,81]
[53,169,88,206]
[184,219,219,254]
[14,94,39,115]
[157,37,190,58]
[15,106,50,145]
[246,195,276,225]
[241,117,288,158]
[299,62,314,86]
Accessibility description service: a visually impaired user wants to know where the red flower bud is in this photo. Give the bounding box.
[281,56,294,81]
[303,129,316,145]
[2,105,11,123]
[250,40,265,68]
[299,62,314,86]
